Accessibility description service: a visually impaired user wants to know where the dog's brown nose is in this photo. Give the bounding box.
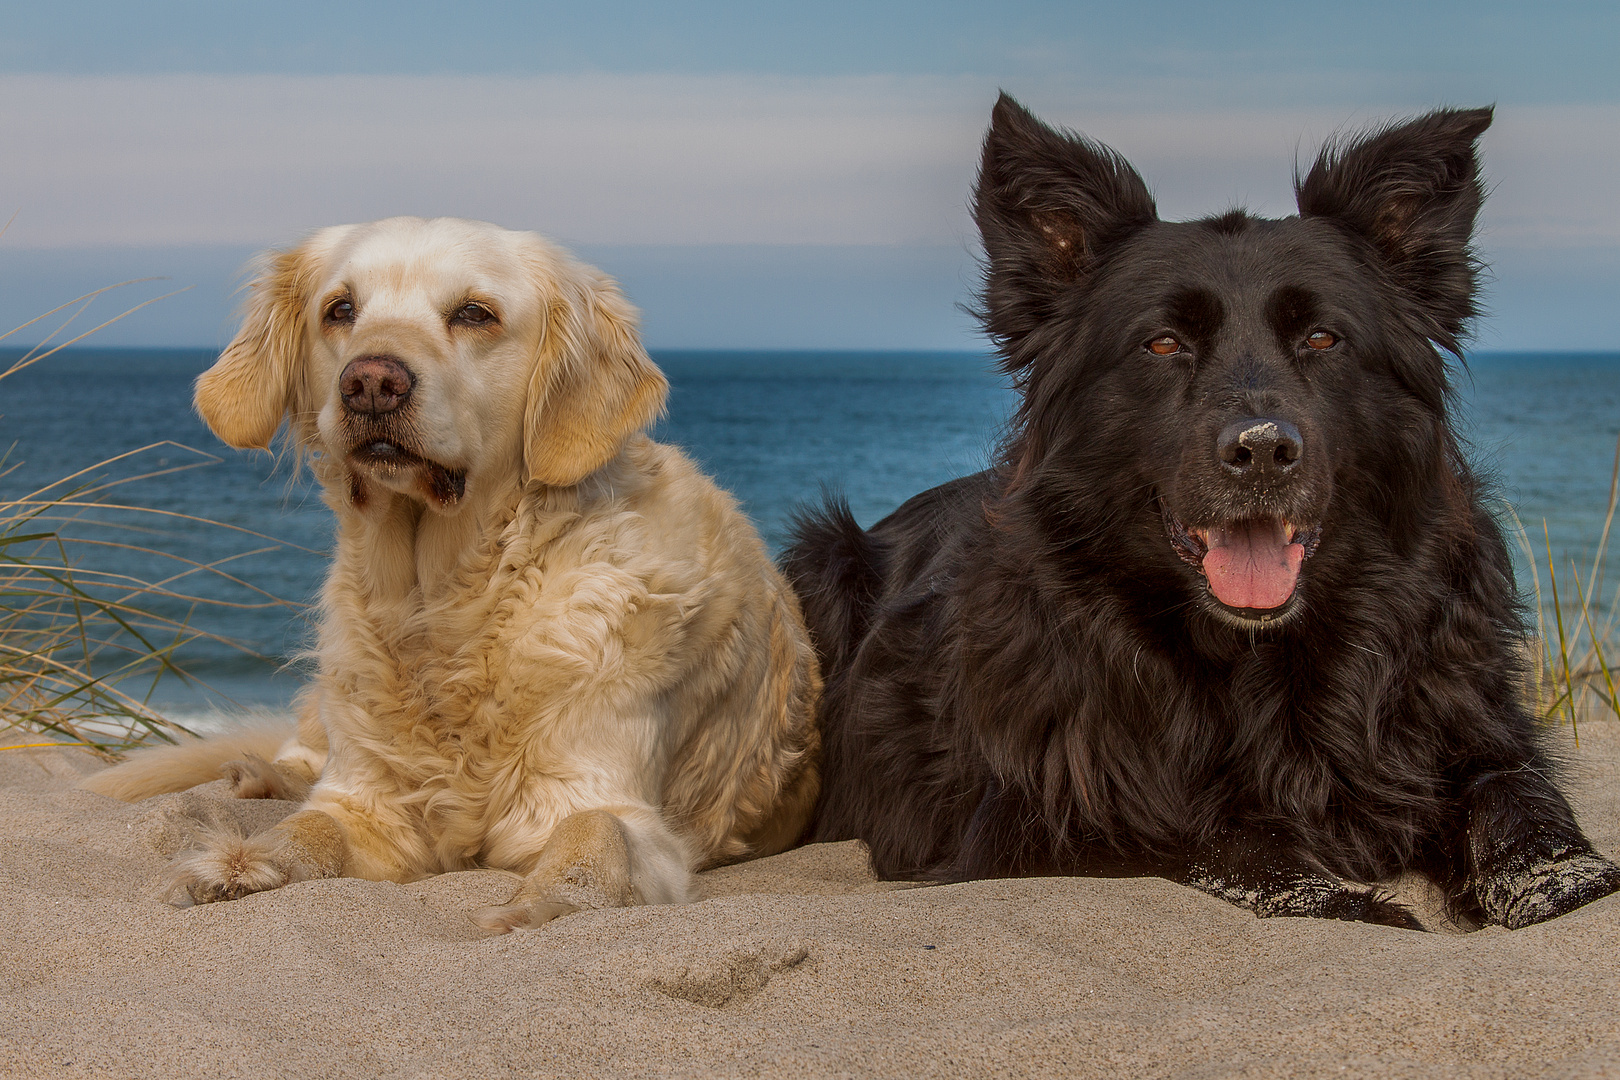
[339,356,415,416]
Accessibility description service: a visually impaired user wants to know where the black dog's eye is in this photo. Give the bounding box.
[1146,335,1184,357]
[452,302,497,327]
[323,298,355,325]
[1305,330,1338,351]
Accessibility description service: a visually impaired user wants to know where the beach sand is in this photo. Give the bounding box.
[2,724,1618,1079]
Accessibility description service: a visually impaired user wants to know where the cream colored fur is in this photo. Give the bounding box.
[79,724,298,803]
[96,217,820,930]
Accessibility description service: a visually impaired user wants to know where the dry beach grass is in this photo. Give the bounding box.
[1516,434,1620,744]
[0,292,296,756]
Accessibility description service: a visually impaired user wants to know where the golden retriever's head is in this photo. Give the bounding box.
[196,217,667,510]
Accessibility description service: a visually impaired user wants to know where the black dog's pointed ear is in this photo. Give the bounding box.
[973,93,1157,363]
[1297,107,1493,353]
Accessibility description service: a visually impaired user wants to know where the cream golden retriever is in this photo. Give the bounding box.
[84,217,820,931]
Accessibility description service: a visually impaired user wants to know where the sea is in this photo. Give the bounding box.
[3,348,1618,720]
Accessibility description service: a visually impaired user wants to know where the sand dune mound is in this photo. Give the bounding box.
[2,725,1617,1079]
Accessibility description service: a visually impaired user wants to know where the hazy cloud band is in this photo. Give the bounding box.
[3,73,1614,251]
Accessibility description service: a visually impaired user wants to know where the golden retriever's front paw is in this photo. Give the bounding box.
[470,809,639,933]
[469,899,580,933]
[159,830,291,906]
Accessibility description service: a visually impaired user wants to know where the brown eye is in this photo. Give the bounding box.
[1305,330,1337,351]
[323,298,354,325]
[1146,335,1183,357]
[452,302,496,326]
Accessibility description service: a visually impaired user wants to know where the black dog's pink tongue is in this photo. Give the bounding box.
[1201,519,1304,610]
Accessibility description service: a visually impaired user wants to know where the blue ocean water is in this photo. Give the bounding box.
[2,348,1617,716]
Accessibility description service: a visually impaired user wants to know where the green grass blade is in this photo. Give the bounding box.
[1508,506,1549,713]
[1544,520,1578,743]
[1568,561,1620,722]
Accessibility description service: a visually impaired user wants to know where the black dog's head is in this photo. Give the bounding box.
[976,94,1491,630]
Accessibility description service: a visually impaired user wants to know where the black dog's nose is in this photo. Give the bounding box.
[339,356,415,416]
[1217,417,1303,479]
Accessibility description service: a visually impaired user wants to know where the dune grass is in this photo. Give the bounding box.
[1,285,292,757]
[1514,434,1620,743]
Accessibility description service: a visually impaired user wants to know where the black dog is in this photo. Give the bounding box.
[785,94,1620,929]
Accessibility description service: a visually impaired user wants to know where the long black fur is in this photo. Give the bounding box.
[785,94,1620,930]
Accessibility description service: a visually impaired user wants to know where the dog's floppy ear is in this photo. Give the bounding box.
[523,260,668,487]
[1297,107,1492,355]
[973,92,1157,361]
[195,244,320,449]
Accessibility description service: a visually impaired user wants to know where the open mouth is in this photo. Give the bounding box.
[352,440,421,468]
[348,440,467,506]
[354,439,412,465]
[1162,501,1322,616]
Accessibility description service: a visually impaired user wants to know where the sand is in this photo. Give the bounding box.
[1,725,1618,1079]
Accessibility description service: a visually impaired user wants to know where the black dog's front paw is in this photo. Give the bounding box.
[1186,864,1426,931]
[1478,851,1620,929]
[1312,889,1425,931]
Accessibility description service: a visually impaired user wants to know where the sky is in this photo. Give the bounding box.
[1,1,1616,351]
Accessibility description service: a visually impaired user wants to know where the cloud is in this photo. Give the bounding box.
[0,74,987,248]
[1469,105,1620,249]
[3,74,1615,253]
[1,74,1615,351]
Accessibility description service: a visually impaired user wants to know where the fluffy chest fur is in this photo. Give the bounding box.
[311,449,722,873]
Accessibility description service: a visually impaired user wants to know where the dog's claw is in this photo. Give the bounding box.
[158,830,290,907]
[470,900,579,933]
